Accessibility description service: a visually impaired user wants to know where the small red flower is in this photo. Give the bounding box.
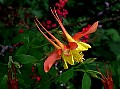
[30,73,41,82]
[46,20,51,25]
[32,66,35,72]
[52,24,57,28]
[59,1,65,7]
[84,35,89,39]
[36,76,41,82]
[72,23,98,43]
[18,29,24,34]
[46,25,51,29]
[55,3,60,7]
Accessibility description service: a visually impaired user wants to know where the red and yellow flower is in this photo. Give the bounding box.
[34,8,98,72]
[35,18,78,72]
[50,8,98,63]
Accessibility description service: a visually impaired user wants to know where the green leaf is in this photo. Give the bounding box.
[17,73,32,89]
[86,70,101,79]
[14,54,37,64]
[37,62,49,80]
[0,75,8,89]
[81,73,91,89]
[108,42,120,55]
[106,29,120,42]
[16,44,29,55]
[56,68,74,83]
[29,48,43,59]
[12,33,29,43]
[48,67,58,77]
[84,58,97,64]
[31,32,44,45]
[31,10,43,18]
[63,18,69,25]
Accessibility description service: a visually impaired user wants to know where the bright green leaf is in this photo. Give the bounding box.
[81,73,91,89]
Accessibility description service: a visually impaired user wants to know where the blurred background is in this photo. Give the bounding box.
[0,0,120,89]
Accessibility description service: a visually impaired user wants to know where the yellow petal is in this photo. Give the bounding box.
[62,51,74,65]
[76,41,91,51]
[71,50,84,63]
[63,60,68,69]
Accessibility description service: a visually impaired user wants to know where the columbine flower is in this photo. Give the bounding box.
[34,18,78,72]
[50,8,98,62]
[97,64,113,89]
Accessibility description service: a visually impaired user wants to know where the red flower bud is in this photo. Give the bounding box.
[84,35,89,39]
[52,24,57,28]
[46,20,51,25]
[32,66,35,72]
[18,29,24,34]
[46,25,51,29]
[55,3,60,7]
[36,76,41,82]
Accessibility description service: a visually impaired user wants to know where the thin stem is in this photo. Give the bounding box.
[31,43,50,49]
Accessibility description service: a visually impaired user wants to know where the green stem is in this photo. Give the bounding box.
[31,43,50,49]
